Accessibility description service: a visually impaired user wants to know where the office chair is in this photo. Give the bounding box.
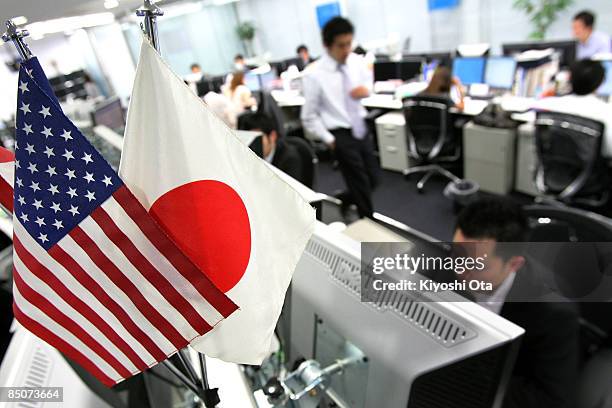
[284,136,317,189]
[258,91,286,139]
[401,95,461,193]
[524,204,612,408]
[534,111,609,208]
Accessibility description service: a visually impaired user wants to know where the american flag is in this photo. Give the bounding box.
[11,58,238,386]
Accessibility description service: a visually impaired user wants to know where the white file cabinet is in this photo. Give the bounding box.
[515,123,539,196]
[463,122,516,195]
[375,112,410,172]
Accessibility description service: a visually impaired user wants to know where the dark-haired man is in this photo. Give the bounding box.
[296,44,314,70]
[454,197,579,408]
[533,59,612,157]
[301,17,377,218]
[239,112,305,184]
[573,11,611,60]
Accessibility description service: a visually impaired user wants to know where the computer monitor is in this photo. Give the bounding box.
[597,60,612,97]
[91,97,124,131]
[502,40,577,68]
[279,222,524,408]
[374,61,399,81]
[244,72,261,92]
[259,70,278,90]
[284,57,302,70]
[399,60,423,81]
[452,57,486,85]
[485,57,518,89]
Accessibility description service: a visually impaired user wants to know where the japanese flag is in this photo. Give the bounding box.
[120,40,315,364]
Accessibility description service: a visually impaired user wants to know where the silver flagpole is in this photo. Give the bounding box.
[2,19,33,61]
[136,0,163,53]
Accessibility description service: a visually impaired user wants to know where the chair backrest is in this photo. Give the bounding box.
[524,204,612,341]
[534,111,606,200]
[258,91,286,139]
[284,136,316,188]
[402,95,454,162]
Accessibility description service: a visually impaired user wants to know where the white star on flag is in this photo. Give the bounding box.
[102,176,113,187]
[62,149,74,161]
[19,103,31,115]
[39,106,51,118]
[64,168,76,180]
[60,130,72,141]
[82,153,93,165]
[41,127,53,138]
[68,205,79,216]
[19,81,29,93]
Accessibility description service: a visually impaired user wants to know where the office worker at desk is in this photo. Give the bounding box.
[419,66,465,111]
[573,10,612,60]
[239,112,305,184]
[222,71,257,114]
[532,60,612,158]
[301,17,378,218]
[453,197,579,408]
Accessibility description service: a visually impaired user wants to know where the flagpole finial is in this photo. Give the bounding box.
[136,0,164,53]
[2,19,33,61]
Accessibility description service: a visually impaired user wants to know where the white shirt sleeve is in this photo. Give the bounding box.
[301,74,336,144]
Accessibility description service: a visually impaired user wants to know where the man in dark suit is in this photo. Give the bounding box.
[453,197,579,408]
[238,112,305,184]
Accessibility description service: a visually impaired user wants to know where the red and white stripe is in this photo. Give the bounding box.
[0,147,14,213]
[13,185,238,386]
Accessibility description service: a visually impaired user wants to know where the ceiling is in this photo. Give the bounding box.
[0,0,151,29]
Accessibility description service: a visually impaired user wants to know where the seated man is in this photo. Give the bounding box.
[238,112,306,184]
[532,59,612,159]
[453,197,579,408]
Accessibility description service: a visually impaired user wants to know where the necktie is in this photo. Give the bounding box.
[339,64,367,139]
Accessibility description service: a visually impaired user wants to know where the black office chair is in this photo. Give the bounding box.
[284,136,317,189]
[257,91,286,139]
[401,95,461,193]
[534,111,609,208]
[523,204,612,408]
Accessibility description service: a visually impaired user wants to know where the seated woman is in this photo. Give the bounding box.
[419,66,465,111]
[222,71,257,114]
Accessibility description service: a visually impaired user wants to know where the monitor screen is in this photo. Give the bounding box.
[92,98,124,131]
[374,62,399,82]
[597,61,612,96]
[259,70,278,90]
[452,57,486,85]
[244,72,261,92]
[399,60,422,81]
[485,57,517,89]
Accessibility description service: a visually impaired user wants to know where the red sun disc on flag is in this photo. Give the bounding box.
[149,180,251,293]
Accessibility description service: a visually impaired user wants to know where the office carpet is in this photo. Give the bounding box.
[314,161,458,241]
[314,160,536,241]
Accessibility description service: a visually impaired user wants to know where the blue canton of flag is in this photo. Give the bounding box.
[14,65,122,249]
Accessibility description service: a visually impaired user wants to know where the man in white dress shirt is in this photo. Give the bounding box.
[532,59,612,158]
[301,17,378,218]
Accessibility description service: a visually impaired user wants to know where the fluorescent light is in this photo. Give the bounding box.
[159,2,203,19]
[26,12,115,38]
[12,16,28,25]
[104,0,119,9]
